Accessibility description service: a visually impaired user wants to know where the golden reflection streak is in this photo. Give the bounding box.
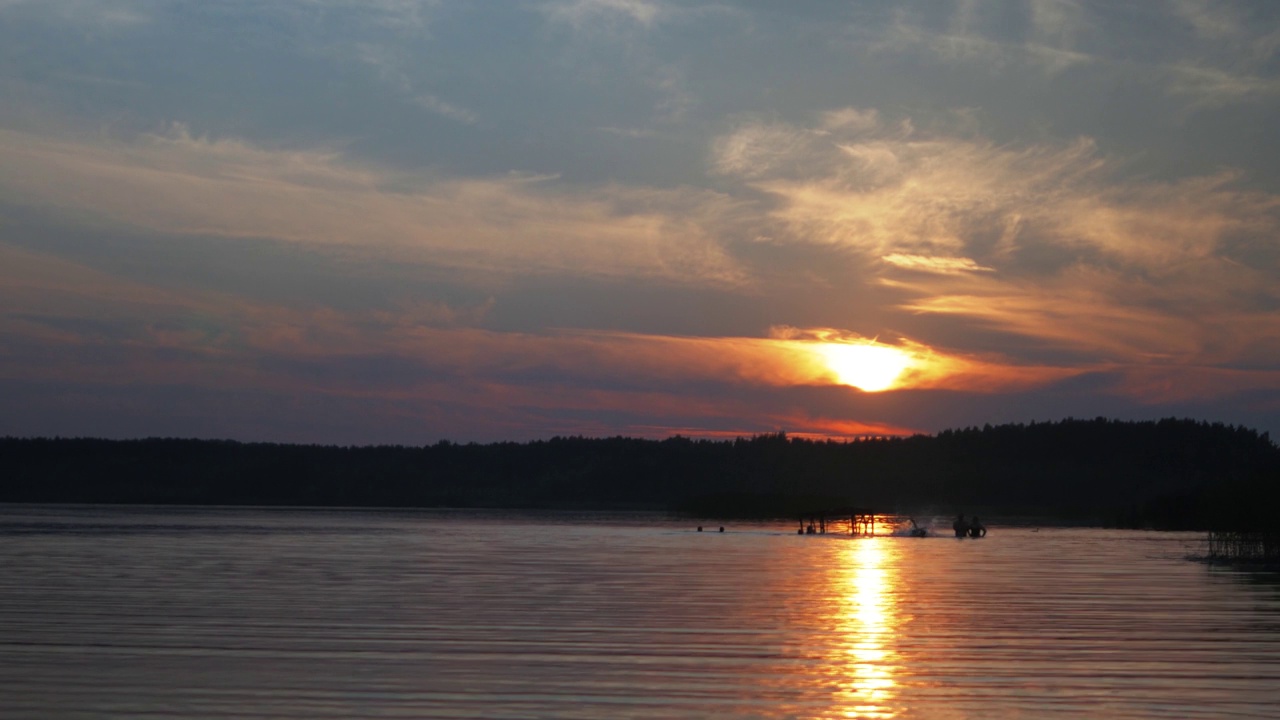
[833,536,900,718]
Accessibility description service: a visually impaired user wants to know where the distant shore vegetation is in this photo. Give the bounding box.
[2,418,1276,531]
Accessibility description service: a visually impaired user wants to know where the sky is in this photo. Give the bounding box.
[2,0,1279,444]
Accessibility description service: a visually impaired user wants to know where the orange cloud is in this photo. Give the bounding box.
[711,112,1280,397]
[7,108,1280,430]
[881,253,994,274]
[0,242,1077,407]
[1106,365,1280,404]
[5,237,1275,442]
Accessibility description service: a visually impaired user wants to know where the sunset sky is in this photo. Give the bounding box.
[2,0,1279,443]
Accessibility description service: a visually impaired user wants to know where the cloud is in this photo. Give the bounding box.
[880,254,994,274]
[597,126,657,138]
[1106,364,1280,404]
[715,123,1113,262]
[711,122,816,179]
[764,325,1078,394]
[2,0,1279,442]
[710,111,1280,390]
[544,0,665,31]
[9,114,1263,413]
[1172,0,1280,64]
[896,272,1206,361]
[0,124,746,286]
[540,0,704,126]
[0,0,152,28]
[1166,65,1280,107]
[353,40,479,124]
[862,2,1094,76]
[0,231,1075,441]
[411,94,479,125]
[856,0,1280,109]
[714,115,1280,269]
[820,107,882,134]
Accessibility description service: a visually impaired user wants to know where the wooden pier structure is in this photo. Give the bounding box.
[799,507,876,536]
[1207,530,1280,565]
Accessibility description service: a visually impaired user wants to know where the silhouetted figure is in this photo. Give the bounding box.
[718,526,724,533]
[953,514,968,538]
[697,526,703,532]
[968,517,987,538]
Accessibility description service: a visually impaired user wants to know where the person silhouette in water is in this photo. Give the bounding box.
[953,513,968,538]
[968,516,987,538]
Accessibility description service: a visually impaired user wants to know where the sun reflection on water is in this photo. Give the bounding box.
[834,538,900,718]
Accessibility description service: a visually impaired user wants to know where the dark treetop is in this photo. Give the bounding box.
[2,418,1276,530]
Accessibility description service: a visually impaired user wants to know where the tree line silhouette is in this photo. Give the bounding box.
[2,417,1276,530]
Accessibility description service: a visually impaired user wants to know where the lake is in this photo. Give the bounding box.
[1,505,1277,719]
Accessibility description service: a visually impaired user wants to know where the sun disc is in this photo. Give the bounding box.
[819,343,911,392]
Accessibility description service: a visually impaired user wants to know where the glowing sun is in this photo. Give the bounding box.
[818,342,912,392]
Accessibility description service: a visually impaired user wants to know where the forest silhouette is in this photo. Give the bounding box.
[3,418,1276,530]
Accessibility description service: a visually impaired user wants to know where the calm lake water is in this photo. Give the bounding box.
[1,506,1278,719]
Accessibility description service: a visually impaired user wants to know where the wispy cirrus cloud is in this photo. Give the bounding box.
[881,254,994,275]
[353,40,479,125]
[878,24,1093,77]
[0,0,153,27]
[857,0,1280,109]
[544,0,665,30]
[1166,65,1280,108]
[540,0,714,125]
[714,110,1280,269]
[0,124,746,286]
[710,108,1280,387]
[1172,0,1280,64]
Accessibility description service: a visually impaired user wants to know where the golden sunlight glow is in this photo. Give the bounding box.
[818,342,913,392]
[834,538,900,718]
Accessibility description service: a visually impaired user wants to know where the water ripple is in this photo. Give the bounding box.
[0,507,1277,719]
